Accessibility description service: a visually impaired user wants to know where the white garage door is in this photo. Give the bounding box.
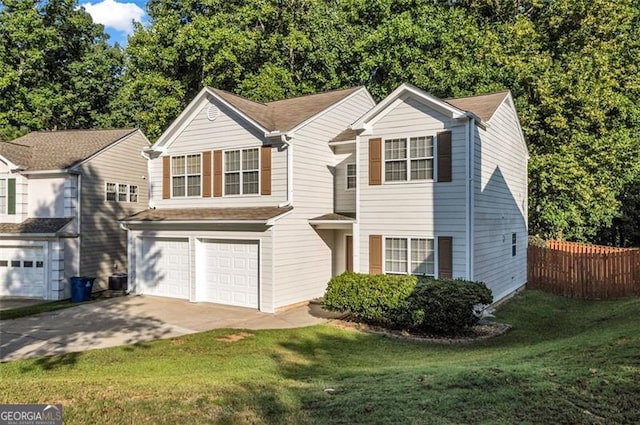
[0,247,45,298]
[140,238,190,299]
[200,240,259,308]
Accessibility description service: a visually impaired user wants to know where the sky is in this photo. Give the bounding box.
[79,0,147,46]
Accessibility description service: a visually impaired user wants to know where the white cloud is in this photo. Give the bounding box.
[81,0,145,35]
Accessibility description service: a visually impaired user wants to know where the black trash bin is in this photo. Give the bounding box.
[70,276,95,302]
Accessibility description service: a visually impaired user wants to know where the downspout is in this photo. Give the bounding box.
[278,134,293,208]
[467,116,475,280]
[77,173,82,277]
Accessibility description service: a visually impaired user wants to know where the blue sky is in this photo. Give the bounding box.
[79,0,148,46]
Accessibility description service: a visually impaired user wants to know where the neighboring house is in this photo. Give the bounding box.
[0,129,149,299]
[120,83,527,312]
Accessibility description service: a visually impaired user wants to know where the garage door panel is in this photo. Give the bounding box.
[140,238,189,299]
[200,240,258,308]
[0,247,45,298]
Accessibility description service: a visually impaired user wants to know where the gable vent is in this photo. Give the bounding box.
[207,104,220,121]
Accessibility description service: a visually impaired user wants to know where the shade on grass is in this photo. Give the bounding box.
[0,290,638,424]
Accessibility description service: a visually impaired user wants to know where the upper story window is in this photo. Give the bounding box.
[346,163,356,190]
[512,233,517,257]
[384,136,433,182]
[172,154,201,197]
[224,148,259,195]
[106,182,138,203]
[0,179,7,213]
[385,237,435,276]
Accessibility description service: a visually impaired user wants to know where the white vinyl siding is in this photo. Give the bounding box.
[359,94,468,279]
[274,89,375,309]
[334,144,356,213]
[148,97,287,207]
[473,96,528,301]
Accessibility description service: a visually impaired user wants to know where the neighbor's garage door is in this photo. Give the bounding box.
[140,238,190,299]
[0,246,45,298]
[200,240,259,308]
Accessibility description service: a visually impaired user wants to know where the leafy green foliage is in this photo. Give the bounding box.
[403,277,493,335]
[324,273,492,335]
[0,0,123,140]
[323,272,417,326]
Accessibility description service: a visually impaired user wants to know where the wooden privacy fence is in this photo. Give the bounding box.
[528,240,640,299]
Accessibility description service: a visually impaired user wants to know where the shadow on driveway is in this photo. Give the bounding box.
[0,295,335,364]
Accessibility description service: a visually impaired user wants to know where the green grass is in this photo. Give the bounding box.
[1,290,638,424]
[0,299,96,320]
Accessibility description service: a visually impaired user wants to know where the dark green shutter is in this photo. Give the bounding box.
[8,178,16,215]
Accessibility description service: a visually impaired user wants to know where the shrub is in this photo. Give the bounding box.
[402,277,493,335]
[323,272,417,327]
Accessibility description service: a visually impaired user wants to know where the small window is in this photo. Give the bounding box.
[118,184,128,202]
[11,260,20,267]
[106,182,117,201]
[0,260,7,267]
[346,163,356,190]
[129,185,138,203]
[36,261,44,268]
[512,233,517,257]
[23,261,33,268]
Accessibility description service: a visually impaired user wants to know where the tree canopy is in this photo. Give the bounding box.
[1,0,639,245]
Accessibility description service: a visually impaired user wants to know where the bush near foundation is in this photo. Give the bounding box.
[324,273,492,335]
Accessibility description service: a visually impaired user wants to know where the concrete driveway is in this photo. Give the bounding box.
[0,295,338,362]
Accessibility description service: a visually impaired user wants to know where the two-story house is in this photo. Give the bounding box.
[0,129,149,300]
[121,83,527,313]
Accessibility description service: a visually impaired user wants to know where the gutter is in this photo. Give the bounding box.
[466,114,475,280]
[119,219,274,227]
[278,134,294,208]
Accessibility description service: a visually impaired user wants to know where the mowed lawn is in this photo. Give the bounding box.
[1,291,638,424]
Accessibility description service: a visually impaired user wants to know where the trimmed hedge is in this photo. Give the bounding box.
[324,273,493,335]
[323,272,417,327]
[402,277,493,335]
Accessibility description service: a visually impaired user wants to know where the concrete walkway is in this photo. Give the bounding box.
[0,295,339,362]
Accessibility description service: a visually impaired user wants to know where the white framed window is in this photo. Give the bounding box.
[512,233,517,257]
[172,154,201,197]
[118,184,128,202]
[106,182,138,203]
[105,182,117,201]
[385,237,435,276]
[224,148,259,195]
[346,163,356,190]
[129,185,138,203]
[0,179,7,214]
[384,136,434,182]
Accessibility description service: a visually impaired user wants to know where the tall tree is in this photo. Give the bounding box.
[0,0,123,141]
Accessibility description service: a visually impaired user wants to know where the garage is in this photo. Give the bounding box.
[199,240,259,308]
[0,246,45,298]
[140,238,190,299]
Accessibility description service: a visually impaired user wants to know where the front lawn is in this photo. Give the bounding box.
[1,290,638,424]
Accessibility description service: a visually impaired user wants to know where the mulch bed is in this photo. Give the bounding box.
[328,317,511,344]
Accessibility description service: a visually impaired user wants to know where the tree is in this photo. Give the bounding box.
[0,0,123,140]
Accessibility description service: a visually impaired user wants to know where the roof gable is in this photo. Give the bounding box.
[0,129,138,171]
[153,86,368,150]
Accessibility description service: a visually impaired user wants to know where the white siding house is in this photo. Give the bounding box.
[122,83,527,312]
[0,129,149,300]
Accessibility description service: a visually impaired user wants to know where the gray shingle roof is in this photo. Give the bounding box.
[0,129,138,171]
[0,218,73,235]
[122,206,293,222]
[309,212,356,221]
[211,87,363,132]
[444,90,510,122]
